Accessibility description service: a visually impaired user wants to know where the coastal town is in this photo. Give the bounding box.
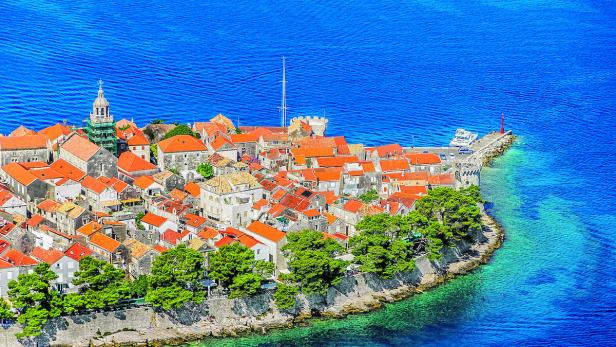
[0,82,513,343]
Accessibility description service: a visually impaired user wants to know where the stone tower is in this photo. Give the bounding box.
[84,80,117,155]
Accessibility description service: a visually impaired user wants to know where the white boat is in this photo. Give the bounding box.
[450,128,478,147]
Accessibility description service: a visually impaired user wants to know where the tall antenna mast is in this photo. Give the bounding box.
[280,56,287,127]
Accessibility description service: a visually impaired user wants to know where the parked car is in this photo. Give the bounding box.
[458,147,474,155]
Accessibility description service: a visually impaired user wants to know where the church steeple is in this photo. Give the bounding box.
[85,80,117,155]
[90,79,112,123]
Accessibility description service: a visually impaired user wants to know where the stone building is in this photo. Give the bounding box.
[156,135,208,178]
[0,135,51,166]
[59,133,118,178]
[199,172,263,227]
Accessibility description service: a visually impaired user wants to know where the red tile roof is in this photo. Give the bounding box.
[246,221,286,242]
[291,147,334,158]
[184,213,207,228]
[81,176,108,194]
[230,133,258,143]
[0,135,48,150]
[31,246,65,264]
[427,173,455,186]
[343,199,363,213]
[61,134,101,161]
[198,227,219,240]
[77,221,102,237]
[127,134,150,146]
[406,153,441,165]
[37,199,61,212]
[252,199,268,210]
[302,209,321,218]
[153,244,168,253]
[38,123,71,142]
[141,212,167,227]
[3,249,38,266]
[118,151,157,173]
[64,242,94,261]
[50,159,86,181]
[214,235,234,248]
[400,185,428,195]
[10,125,36,137]
[316,156,359,167]
[162,229,189,245]
[184,182,201,197]
[238,234,260,248]
[210,135,236,151]
[133,175,156,190]
[376,143,404,157]
[158,135,206,153]
[26,215,45,228]
[379,159,410,172]
[2,163,38,186]
[89,232,121,253]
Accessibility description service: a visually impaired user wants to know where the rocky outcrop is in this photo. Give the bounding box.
[0,213,504,347]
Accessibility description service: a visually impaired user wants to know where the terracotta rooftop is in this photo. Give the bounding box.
[31,246,65,264]
[61,134,101,161]
[133,175,156,190]
[124,238,151,259]
[38,123,71,142]
[158,135,206,153]
[77,221,103,237]
[50,159,86,181]
[200,172,261,194]
[64,243,94,262]
[0,135,48,150]
[3,249,38,266]
[127,133,150,146]
[118,151,157,173]
[89,232,121,253]
[184,182,201,197]
[10,125,36,137]
[141,212,167,227]
[246,221,286,242]
[2,163,38,186]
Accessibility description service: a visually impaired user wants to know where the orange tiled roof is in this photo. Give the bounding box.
[118,151,157,173]
[81,176,108,194]
[31,246,65,264]
[77,221,102,237]
[50,159,86,181]
[127,133,150,146]
[238,234,260,248]
[184,182,200,197]
[184,213,207,228]
[302,209,321,218]
[198,227,219,240]
[64,243,94,261]
[290,147,334,158]
[400,185,428,195]
[214,235,234,248]
[61,134,101,161]
[2,163,37,186]
[316,156,359,167]
[38,123,71,142]
[153,244,168,253]
[252,199,268,210]
[376,143,404,157]
[141,212,167,227]
[405,153,441,165]
[133,175,156,190]
[3,249,38,266]
[230,133,258,143]
[246,221,286,242]
[427,173,455,186]
[158,135,206,153]
[379,159,410,172]
[37,199,61,212]
[210,135,236,151]
[26,215,45,228]
[343,199,363,213]
[89,232,121,252]
[10,125,36,137]
[30,167,62,181]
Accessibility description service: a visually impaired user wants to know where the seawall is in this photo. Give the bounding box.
[0,213,504,347]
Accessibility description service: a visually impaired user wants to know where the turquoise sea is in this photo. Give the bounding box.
[1,0,614,345]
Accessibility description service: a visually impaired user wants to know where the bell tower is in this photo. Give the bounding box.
[84,80,117,155]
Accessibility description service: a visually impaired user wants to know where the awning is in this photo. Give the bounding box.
[102,200,122,207]
[121,198,141,204]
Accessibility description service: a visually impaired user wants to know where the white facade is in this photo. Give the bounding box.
[0,194,27,216]
[54,180,81,202]
[201,187,263,227]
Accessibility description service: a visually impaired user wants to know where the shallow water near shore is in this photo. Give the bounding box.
[2,0,615,345]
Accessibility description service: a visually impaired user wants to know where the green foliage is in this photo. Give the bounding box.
[151,119,165,124]
[235,128,243,134]
[0,298,13,320]
[358,189,379,203]
[283,230,348,295]
[349,220,416,279]
[8,263,61,338]
[136,212,145,230]
[145,245,205,310]
[72,256,129,310]
[229,273,262,299]
[169,167,179,175]
[208,243,271,298]
[130,275,149,298]
[273,283,299,310]
[61,293,85,315]
[163,124,198,140]
[197,163,214,179]
[253,260,274,279]
[150,144,158,158]
[209,243,255,287]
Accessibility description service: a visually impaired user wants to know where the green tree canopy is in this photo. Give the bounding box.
[273,283,299,310]
[358,189,379,203]
[163,124,198,140]
[197,163,214,179]
[72,256,129,310]
[0,298,13,320]
[145,245,206,310]
[283,230,348,295]
[8,263,62,338]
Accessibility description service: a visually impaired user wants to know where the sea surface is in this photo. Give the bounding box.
[1,0,615,345]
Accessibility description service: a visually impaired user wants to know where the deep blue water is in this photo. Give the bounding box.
[1,0,615,345]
